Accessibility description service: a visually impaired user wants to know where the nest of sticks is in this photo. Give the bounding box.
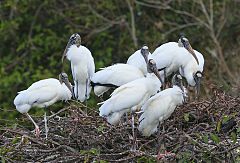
[1,87,240,162]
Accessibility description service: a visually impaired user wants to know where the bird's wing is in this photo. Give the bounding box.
[195,50,204,70]
[15,86,58,108]
[140,93,173,125]
[127,50,149,74]
[87,55,95,79]
[92,64,144,86]
[80,46,95,79]
[71,63,76,81]
[110,79,144,96]
[99,81,148,116]
[29,87,58,105]
[19,79,59,93]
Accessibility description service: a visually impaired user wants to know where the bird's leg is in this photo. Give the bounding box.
[85,79,88,108]
[76,81,79,100]
[44,107,49,139]
[123,113,128,125]
[163,68,167,89]
[131,110,137,151]
[162,121,166,132]
[72,85,76,100]
[25,113,40,137]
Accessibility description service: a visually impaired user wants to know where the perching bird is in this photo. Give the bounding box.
[62,33,95,102]
[138,74,187,137]
[91,46,150,97]
[99,59,163,125]
[14,73,73,138]
[151,36,204,94]
[177,36,204,95]
[127,45,151,75]
[91,64,144,96]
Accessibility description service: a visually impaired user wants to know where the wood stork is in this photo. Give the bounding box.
[91,46,152,97]
[99,59,163,150]
[62,33,95,102]
[127,45,151,75]
[14,73,73,138]
[138,74,187,137]
[99,59,163,125]
[151,36,204,94]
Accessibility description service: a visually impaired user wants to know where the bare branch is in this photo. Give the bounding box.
[135,0,170,10]
[126,0,138,48]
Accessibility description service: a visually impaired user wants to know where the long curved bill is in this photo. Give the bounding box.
[182,40,199,65]
[153,68,165,89]
[187,45,199,65]
[61,45,68,64]
[64,80,74,96]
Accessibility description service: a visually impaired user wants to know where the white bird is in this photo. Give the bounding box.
[179,50,204,95]
[127,45,151,75]
[14,73,73,138]
[91,64,144,96]
[91,46,151,97]
[138,74,187,137]
[99,59,162,125]
[62,33,95,102]
[99,59,162,151]
[151,36,204,94]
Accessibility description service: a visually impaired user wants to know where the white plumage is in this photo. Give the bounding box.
[91,64,144,96]
[14,79,71,113]
[138,76,187,137]
[179,51,204,86]
[63,33,95,102]
[127,46,151,75]
[91,46,150,97]
[151,37,204,93]
[14,73,72,138]
[99,59,162,125]
[151,42,194,77]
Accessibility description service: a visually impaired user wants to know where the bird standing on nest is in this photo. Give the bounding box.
[14,73,73,138]
[138,74,187,137]
[62,33,95,102]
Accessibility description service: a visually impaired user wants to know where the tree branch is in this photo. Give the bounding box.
[126,0,138,48]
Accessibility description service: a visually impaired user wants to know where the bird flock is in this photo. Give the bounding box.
[14,33,204,142]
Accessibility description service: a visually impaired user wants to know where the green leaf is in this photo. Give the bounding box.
[237,127,240,133]
[1,156,6,163]
[230,132,237,144]
[222,115,230,124]
[80,148,100,156]
[11,137,20,144]
[203,135,208,144]
[210,133,220,144]
[216,121,221,133]
[184,113,189,122]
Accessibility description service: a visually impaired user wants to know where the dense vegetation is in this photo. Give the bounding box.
[0,0,240,162]
[0,0,240,119]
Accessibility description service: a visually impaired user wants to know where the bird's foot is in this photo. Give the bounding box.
[157,151,176,160]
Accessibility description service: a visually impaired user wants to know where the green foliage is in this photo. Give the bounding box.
[230,132,237,144]
[0,0,239,121]
[137,156,155,162]
[183,113,189,122]
[80,148,100,162]
[210,133,220,144]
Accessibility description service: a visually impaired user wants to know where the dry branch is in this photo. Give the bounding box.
[0,87,239,162]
